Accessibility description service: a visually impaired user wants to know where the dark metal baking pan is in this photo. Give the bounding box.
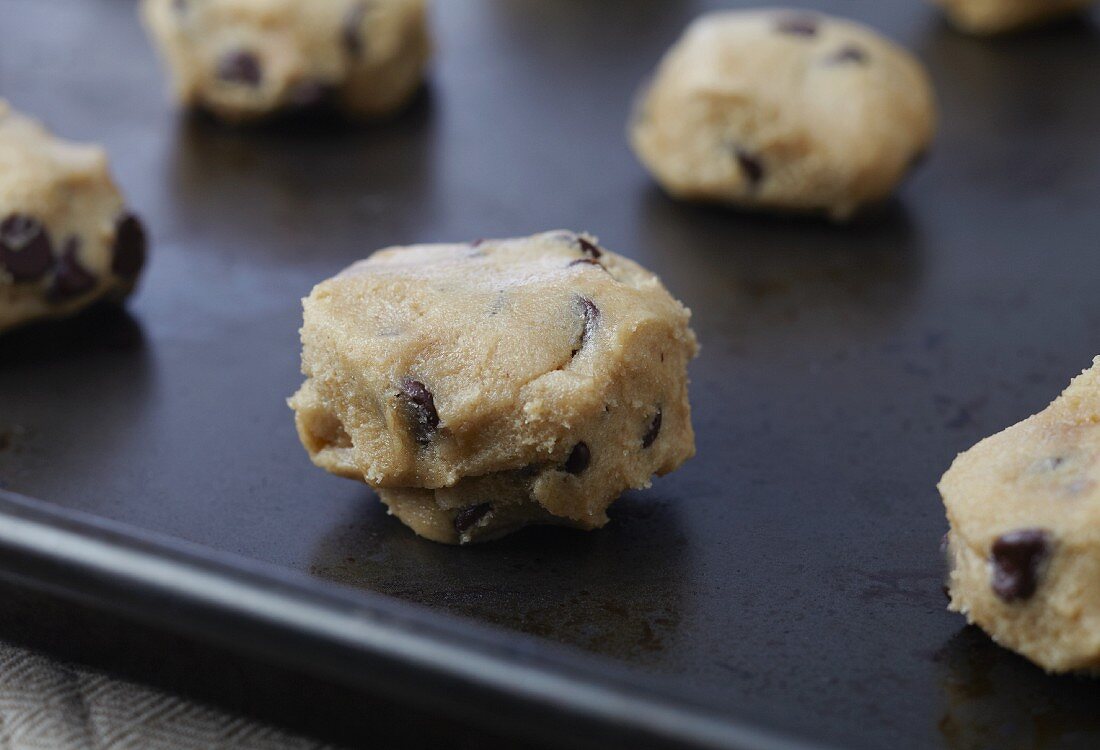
[3,0,1100,747]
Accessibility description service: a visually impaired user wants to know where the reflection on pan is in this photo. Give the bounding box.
[937,625,1100,749]
[310,489,688,664]
[0,305,153,498]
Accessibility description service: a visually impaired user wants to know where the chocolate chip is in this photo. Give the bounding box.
[454,503,491,535]
[642,408,662,448]
[342,2,368,58]
[568,258,604,269]
[398,377,440,445]
[578,237,602,259]
[0,214,54,282]
[776,14,819,36]
[48,238,97,301]
[991,529,1049,602]
[565,442,591,475]
[111,213,147,280]
[572,295,600,356]
[828,45,868,64]
[217,50,262,86]
[736,148,764,188]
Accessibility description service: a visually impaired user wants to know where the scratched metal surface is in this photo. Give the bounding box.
[2,1,1100,748]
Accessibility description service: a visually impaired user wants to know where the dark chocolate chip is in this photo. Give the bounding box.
[776,13,819,36]
[568,258,604,269]
[0,214,54,282]
[217,50,263,86]
[565,442,591,475]
[111,213,147,280]
[736,148,765,188]
[642,408,662,448]
[398,377,440,445]
[991,529,1049,602]
[578,237,602,259]
[572,295,600,356]
[342,2,368,58]
[48,238,97,301]
[828,45,868,65]
[454,503,491,535]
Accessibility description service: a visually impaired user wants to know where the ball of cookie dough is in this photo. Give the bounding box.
[941,357,1100,673]
[141,0,431,123]
[0,102,148,334]
[629,10,936,221]
[289,231,699,544]
[931,0,1093,34]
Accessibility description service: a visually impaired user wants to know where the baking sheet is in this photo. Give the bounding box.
[3,1,1100,747]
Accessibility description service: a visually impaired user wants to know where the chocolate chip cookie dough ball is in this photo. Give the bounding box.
[932,0,1094,34]
[941,358,1100,672]
[630,10,936,221]
[289,231,699,544]
[141,0,431,123]
[0,102,147,334]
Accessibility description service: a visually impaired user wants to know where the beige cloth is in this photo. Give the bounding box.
[0,642,329,750]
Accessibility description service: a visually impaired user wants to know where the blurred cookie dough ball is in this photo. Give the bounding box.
[0,101,147,334]
[630,10,936,221]
[142,0,431,123]
[932,0,1093,34]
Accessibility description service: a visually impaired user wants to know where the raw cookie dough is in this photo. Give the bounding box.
[289,231,698,544]
[941,358,1100,673]
[141,0,431,123]
[0,101,147,334]
[931,0,1093,34]
[629,9,936,221]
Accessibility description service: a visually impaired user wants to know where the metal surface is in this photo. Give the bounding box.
[2,1,1100,748]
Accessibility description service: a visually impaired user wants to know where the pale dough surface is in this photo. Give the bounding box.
[142,0,430,122]
[630,9,936,221]
[0,101,146,334]
[290,231,698,544]
[941,357,1100,672]
[931,0,1093,34]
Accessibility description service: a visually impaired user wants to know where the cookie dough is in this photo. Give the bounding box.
[0,101,147,334]
[931,0,1093,34]
[141,0,431,123]
[941,358,1100,672]
[629,10,936,221]
[289,231,698,544]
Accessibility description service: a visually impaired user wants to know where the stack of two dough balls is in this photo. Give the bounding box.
[630,9,937,221]
[141,0,430,122]
[289,232,699,545]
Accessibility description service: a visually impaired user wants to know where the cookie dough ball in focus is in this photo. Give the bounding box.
[289,231,698,544]
[141,0,431,123]
[932,0,1093,34]
[941,358,1100,673]
[630,10,936,221]
[0,101,147,334]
